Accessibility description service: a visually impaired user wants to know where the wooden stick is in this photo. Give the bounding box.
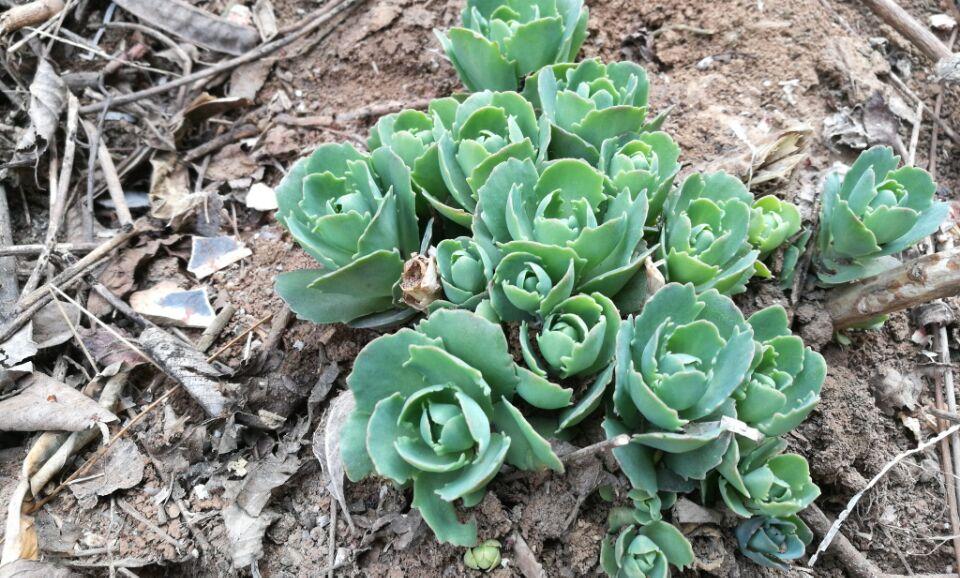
[0,184,18,318]
[81,120,133,226]
[859,0,952,61]
[77,0,361,115]
[0,0,64,34]
[0,241,101,257]
[561,434,630,464]
[826,248,960,329]
[800,506,883,578]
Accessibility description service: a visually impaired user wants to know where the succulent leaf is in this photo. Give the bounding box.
[275,144,420,324]
[600,521,694,578]
[716,438,821,518]
[736,515,813,570]
[437,0,589,91]
[816,146,948,285]
[662,173,760,296]
[340,309,564,546]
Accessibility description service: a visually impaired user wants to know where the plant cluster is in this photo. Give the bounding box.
[273,0,945,574]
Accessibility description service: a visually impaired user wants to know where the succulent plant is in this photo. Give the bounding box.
[736,306,826,436]
[606,283,756,494]
[599,132,681,227]
[661,172,761,296]
[523,59,654,165]
[816,145,948,284]
[520,292,619,379]
[340,309,568,546]
[476,157,653,313]
[426,91,540,227]
[367,98,459,201]
[607,489,677,529]
[436,0,589,92]
[716,438,820,519]
[778,229,811,291]
[464,539,502,571]
[736,515,813,570]
[600,521,694,578]
[275,143,420,326]
[436,236,495,308]
[488,242,577,321]
[748,195,802,258]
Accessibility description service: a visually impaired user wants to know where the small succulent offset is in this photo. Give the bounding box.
[716,438,820,519]
[600,132,682,227]
[736,515,813,570]
[521,292,619,379]
[735,306,826,437]
[425,91,540,227]
[275,143,420,326]
[464,539,502,571]
[816,145,948,284]
[367,98,458,202]
[600,521,694,578]
[749,196,802,258]
[662,173,761,296]
[339,309,564,546]
[436,0,588,92]
[606,488,677,529]
[524,59,654,164]
[475,157,653,313]
[435,237,495,309]
[606,283,756,493]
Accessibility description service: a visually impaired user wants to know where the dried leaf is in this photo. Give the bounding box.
[31,300,80,349]
[68,438,145,500]
[252,0,277,41]
[16,60,66,153]
[139,327,229,416]
[313,390,355,527]
[149,153,191,220]
[228,59,273,101]
[0,373,117,431]
[234,454,299,517]
[130,282,217,329]
[672,497,722,525]
[187,236,252,279]
[221,504,278,569]
[113,0,259,56]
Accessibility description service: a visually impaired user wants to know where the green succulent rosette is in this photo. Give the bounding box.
[436,0,588,92]
[736,515,813,570]
[600,521,694,578]
[661,172,761,296]
[607,489,677,529]
[716,438,820,519]
[427,91,539,227]
[606,283,756,494]
[735,306,826,437]
[435,236,495,308]
[476,157,654,313]
[599,132,681,227]
[488,242,577,321]
[748,195,802,258]
[367,98,459,202]
[522,59,653,163]
[520,292,618,379]
[340,309,567,546]
[275,143,420,326]
[816,145,948,285]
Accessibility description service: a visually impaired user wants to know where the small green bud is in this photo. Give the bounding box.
[464,540,502,571]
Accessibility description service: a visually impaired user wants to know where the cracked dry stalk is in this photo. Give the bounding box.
[825,248,960,329]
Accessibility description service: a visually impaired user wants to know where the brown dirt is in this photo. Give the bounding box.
[4,0,960,575]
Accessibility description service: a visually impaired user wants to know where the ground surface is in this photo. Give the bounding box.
[3,0,960,576]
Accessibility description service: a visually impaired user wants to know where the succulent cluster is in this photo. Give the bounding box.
[816,145,947,285]
[272,0,946,574]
